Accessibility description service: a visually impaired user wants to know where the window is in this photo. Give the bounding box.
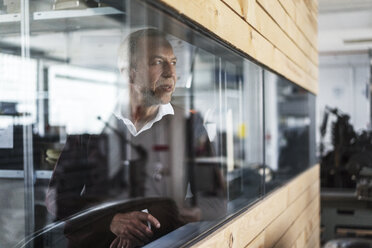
[0,1,314,247]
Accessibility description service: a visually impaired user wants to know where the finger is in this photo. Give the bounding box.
[133,218,154,237]
[136,212,160,229]
[115,217,149,238]
[128,212,154,236]
[129,226,149,243]
[118,238,125,248]
[147,214,161,229]
[125,239,134,248]
[135,211,152,221]
[110,237,120,248]
[121,239,127,248]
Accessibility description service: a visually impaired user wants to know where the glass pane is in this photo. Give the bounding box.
[264,70,314,192]
[0,0,313,247]
[221,60,264,213]
[238,61,264,207]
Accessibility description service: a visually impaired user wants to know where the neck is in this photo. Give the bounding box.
[129,89,161,131]
[132,104,159,123]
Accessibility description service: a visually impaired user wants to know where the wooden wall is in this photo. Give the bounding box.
[192,165,320,248]
[156,0,318,94]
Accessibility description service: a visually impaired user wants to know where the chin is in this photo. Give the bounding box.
[146,96,170,106]
[156,93,172,105]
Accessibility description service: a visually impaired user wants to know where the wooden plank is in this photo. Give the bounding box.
[191,186,289,247]
[255,0,318,65]
[244,179,319,248]
[305,225,320,248]
[264,180,319,248]
[245,0,257,23]
[304,213,320,246]
[275,198,319,248]
[287,165,319,205]
[223,0,319,83]
[221,0,243,16]
[221,0,249,19]
[307,0,318,11]
[156,0,318,93]
[293,0,318,35]
[274,46,318,93]
[273,196,320,248]
[295,0,318,25]
[278,0,318,50]
[291,0,318,50]
[191,165,320,247]
[299,0,318,20]
[291,204,320,248]
[244,180,320,248]
[246,1,318,80]
[221,0,318,69]
[304,0,318,21]
[238,0,249,18]
[292,230,306,248]
[244,230,265,248]
[278,0,296,21]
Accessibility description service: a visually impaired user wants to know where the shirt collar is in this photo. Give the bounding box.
[114,103,174,136]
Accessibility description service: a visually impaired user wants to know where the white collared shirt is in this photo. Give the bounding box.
[114,103,174,136]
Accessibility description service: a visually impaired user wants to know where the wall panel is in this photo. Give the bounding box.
[256,0,318,65]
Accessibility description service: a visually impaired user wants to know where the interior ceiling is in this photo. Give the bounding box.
[318,0,372,54]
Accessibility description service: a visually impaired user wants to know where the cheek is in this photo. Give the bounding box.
[148,70,162,85]
[135,71,153,86]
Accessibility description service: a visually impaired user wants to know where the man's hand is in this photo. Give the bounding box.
[110,211,161,247]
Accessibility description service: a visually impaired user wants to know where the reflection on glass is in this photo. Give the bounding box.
[1,2,31,246]
[264,70,314,192]
[0,0,313,247]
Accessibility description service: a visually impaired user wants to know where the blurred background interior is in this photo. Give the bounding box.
[318,0,372,247]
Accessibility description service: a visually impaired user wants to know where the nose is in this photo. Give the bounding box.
[162,61,176,78]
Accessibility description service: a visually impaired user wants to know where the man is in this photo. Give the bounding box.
[109,29,179,248]
[46,28,223,248]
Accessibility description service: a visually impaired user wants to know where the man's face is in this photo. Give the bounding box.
[131,36,177,105]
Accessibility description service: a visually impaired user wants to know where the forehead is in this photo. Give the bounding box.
[136,36,175,58]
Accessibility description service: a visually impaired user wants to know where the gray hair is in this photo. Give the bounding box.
[117,28,167,74]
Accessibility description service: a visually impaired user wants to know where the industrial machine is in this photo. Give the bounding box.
[320,106,372,201]
[320,106,372,244]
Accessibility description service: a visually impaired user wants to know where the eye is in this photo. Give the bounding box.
[171,61,177,66]
[154,59,163,65]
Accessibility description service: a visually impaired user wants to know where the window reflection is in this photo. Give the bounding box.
[42,29,229,248]
[0,0,313,247]
[264,70,314,192]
